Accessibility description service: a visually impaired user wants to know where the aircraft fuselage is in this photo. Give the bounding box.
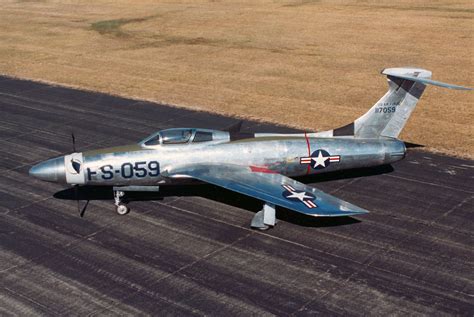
[30,137,405,186]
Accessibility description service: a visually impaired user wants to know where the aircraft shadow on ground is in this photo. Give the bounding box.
[54,165,394,228]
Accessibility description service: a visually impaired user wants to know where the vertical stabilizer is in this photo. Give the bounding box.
[324,67,472,139]
[353,67,430,138]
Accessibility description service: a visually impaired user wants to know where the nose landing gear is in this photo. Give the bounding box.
[112,186,160,215]
[114,190,129,215]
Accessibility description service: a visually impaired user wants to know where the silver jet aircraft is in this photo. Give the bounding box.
[29,67,472,230]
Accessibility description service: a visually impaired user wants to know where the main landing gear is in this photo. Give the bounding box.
[251,202,276,231]
[114,190,129,215]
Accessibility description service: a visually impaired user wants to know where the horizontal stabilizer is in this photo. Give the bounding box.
[382,68,473,90]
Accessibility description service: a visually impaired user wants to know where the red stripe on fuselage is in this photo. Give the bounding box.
[304,131,311,175]
[249,166,279,174]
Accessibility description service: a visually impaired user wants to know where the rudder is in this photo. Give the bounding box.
[326,67,472,139]
[353,67,430,138]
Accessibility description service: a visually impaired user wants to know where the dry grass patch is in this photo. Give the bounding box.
[0,0,472,157]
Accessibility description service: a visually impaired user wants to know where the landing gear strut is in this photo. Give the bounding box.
[114,190,129,215]
[112,186,160,215]
[251,202,276,231]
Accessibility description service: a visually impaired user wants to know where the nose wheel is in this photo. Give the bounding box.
[116,203,129,215]
[114,190,130,215]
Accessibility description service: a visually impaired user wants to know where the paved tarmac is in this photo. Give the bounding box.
[0,75,473,316]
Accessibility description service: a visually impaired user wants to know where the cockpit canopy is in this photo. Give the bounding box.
[140,128,226,147]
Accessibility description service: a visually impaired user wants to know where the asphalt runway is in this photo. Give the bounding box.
[0,75,473,316]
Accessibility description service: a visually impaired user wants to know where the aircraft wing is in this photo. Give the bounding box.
[166,164,368,217]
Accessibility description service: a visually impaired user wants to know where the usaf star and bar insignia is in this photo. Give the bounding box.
[300,149,340,170]
[282,149,341,208]
[281,184,317,209]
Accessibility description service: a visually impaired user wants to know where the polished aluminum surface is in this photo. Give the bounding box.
[78,137,405,186]
[29,156,66,183]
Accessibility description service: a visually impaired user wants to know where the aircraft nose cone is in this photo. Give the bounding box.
[29,157,66,183]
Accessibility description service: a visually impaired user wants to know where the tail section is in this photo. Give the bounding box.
[354,67,429,138]
[327,67,472,139]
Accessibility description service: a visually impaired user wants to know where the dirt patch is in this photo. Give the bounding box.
[91,15,158,37]
[0,0,472,158]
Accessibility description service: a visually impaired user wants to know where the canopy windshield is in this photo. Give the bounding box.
[141,128,215,146]
[143,133,160,146]
[161,129,193,144]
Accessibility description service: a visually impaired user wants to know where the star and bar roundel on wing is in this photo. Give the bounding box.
[281,184,317,209]
[300,149,340,170]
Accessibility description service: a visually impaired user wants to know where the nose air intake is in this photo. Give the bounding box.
[29,157,66,183]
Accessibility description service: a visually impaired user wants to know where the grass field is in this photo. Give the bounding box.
[0,0,472,157]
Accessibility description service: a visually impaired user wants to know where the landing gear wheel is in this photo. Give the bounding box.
[116,204,129,215]
[113,190,129,215]
[255,224,271,231]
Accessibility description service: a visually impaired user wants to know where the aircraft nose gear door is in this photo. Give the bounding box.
[64,153,85,185]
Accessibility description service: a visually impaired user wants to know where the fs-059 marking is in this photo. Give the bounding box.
[87,160,160,181]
